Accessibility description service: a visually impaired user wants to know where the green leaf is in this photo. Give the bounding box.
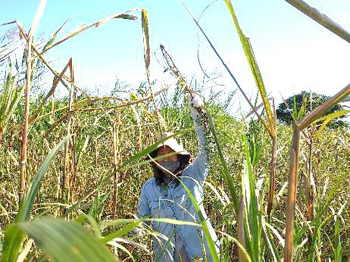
[2,136,68,262]
[176,174,220,262]
[120,128,191,169]
[334,215,341,261]
[206,103,239,213]
[102,221,142,243]
[41,20,69,54]
[242,135,262,260]
[16,218,116,262]
[297,95,307,120]
[224,0,275,135]
[314,110,350,135]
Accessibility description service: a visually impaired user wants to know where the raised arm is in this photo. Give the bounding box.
[184,93,214,182]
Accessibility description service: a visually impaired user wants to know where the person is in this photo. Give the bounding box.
[137,93,220,261]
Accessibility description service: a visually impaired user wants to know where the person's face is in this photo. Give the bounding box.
[156,146,178,162]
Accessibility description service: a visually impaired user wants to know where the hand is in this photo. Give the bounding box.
[190,93,205,109]
[132,227,145,236]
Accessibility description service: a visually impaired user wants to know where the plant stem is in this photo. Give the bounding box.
[284,124,300,262]
[19,36,32,204]
[267,135,277,219]
[112,112,120,218]
[61,58,74,206]
[286,0,350,43]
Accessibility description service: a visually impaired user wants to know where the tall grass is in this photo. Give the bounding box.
[0,1,350,261]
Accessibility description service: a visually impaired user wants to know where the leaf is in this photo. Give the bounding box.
[242,135,261,260]
[314,110,350,135]
[141,9,150,71]
[45,10,138,52]
[333,215,342,261]
[297,95,307,120]
[102,221,143,243]
[41,19,69,54]
[2,137,68,262]
[120,128,191,169]
[224,0,275,136]
[16,218,117,262]
[175,176,220,262]
[206,103,239,213]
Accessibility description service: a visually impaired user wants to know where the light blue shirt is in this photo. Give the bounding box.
[137,107,220,261]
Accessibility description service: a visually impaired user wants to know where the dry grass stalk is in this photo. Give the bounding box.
[267,98,277,219]
[284,83,350,261]
[44,9,138,52]
[112,112,121,218]
[61,58,74,206]
[29,59,71,124]
[14,10,133,100]
[286,0,350,43]
[141,9,163,134]
[19,0,47,203]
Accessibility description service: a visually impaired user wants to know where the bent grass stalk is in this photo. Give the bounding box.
[284,83,350,261]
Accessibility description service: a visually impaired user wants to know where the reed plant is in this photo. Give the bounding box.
[1,0,350,261]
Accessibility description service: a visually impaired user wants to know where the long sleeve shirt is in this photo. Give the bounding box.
[137,102,220,261]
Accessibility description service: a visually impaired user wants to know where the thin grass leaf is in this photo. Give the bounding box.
[181,3,272,136]
[40,19,69,54]
[17,136,69,222]
[206,103,239,213]
[242,135,261,261]
[262,221,280,262]
[308,171,349,262]
[334,214,342,261]
[107,241,135,262]
[314,110,350,135]
[224,0,274,134]
[237,196,246,262]
[285,0,350,43]
[45,10,138,52]
[297,95,307,121]
[120,128,191,169]
[175,178,220,262]
[102,221,142,243]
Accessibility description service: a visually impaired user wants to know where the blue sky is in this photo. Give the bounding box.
[1,0,350,110]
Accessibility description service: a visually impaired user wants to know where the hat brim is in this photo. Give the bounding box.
[147,136,191,161]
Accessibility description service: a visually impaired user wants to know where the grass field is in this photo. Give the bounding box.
[1,1,350,261]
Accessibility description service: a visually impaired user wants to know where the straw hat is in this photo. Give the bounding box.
[148,132,191,164]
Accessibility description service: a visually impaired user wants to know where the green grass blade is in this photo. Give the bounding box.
[308,171,349,261]
[17,136,68,222]
[177,177,220,261]
[263,221,282,261]
[41,19,69,54]
[242,135,261,260]
[314,110,350,134]
[2,136,68,262]
[297,95,307,120]
[102,221,142,243]
[206,103,239,213]
[120,128,192,169]
[17,217,117,262]
[224,0,274,133]
[333,215,341,261]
